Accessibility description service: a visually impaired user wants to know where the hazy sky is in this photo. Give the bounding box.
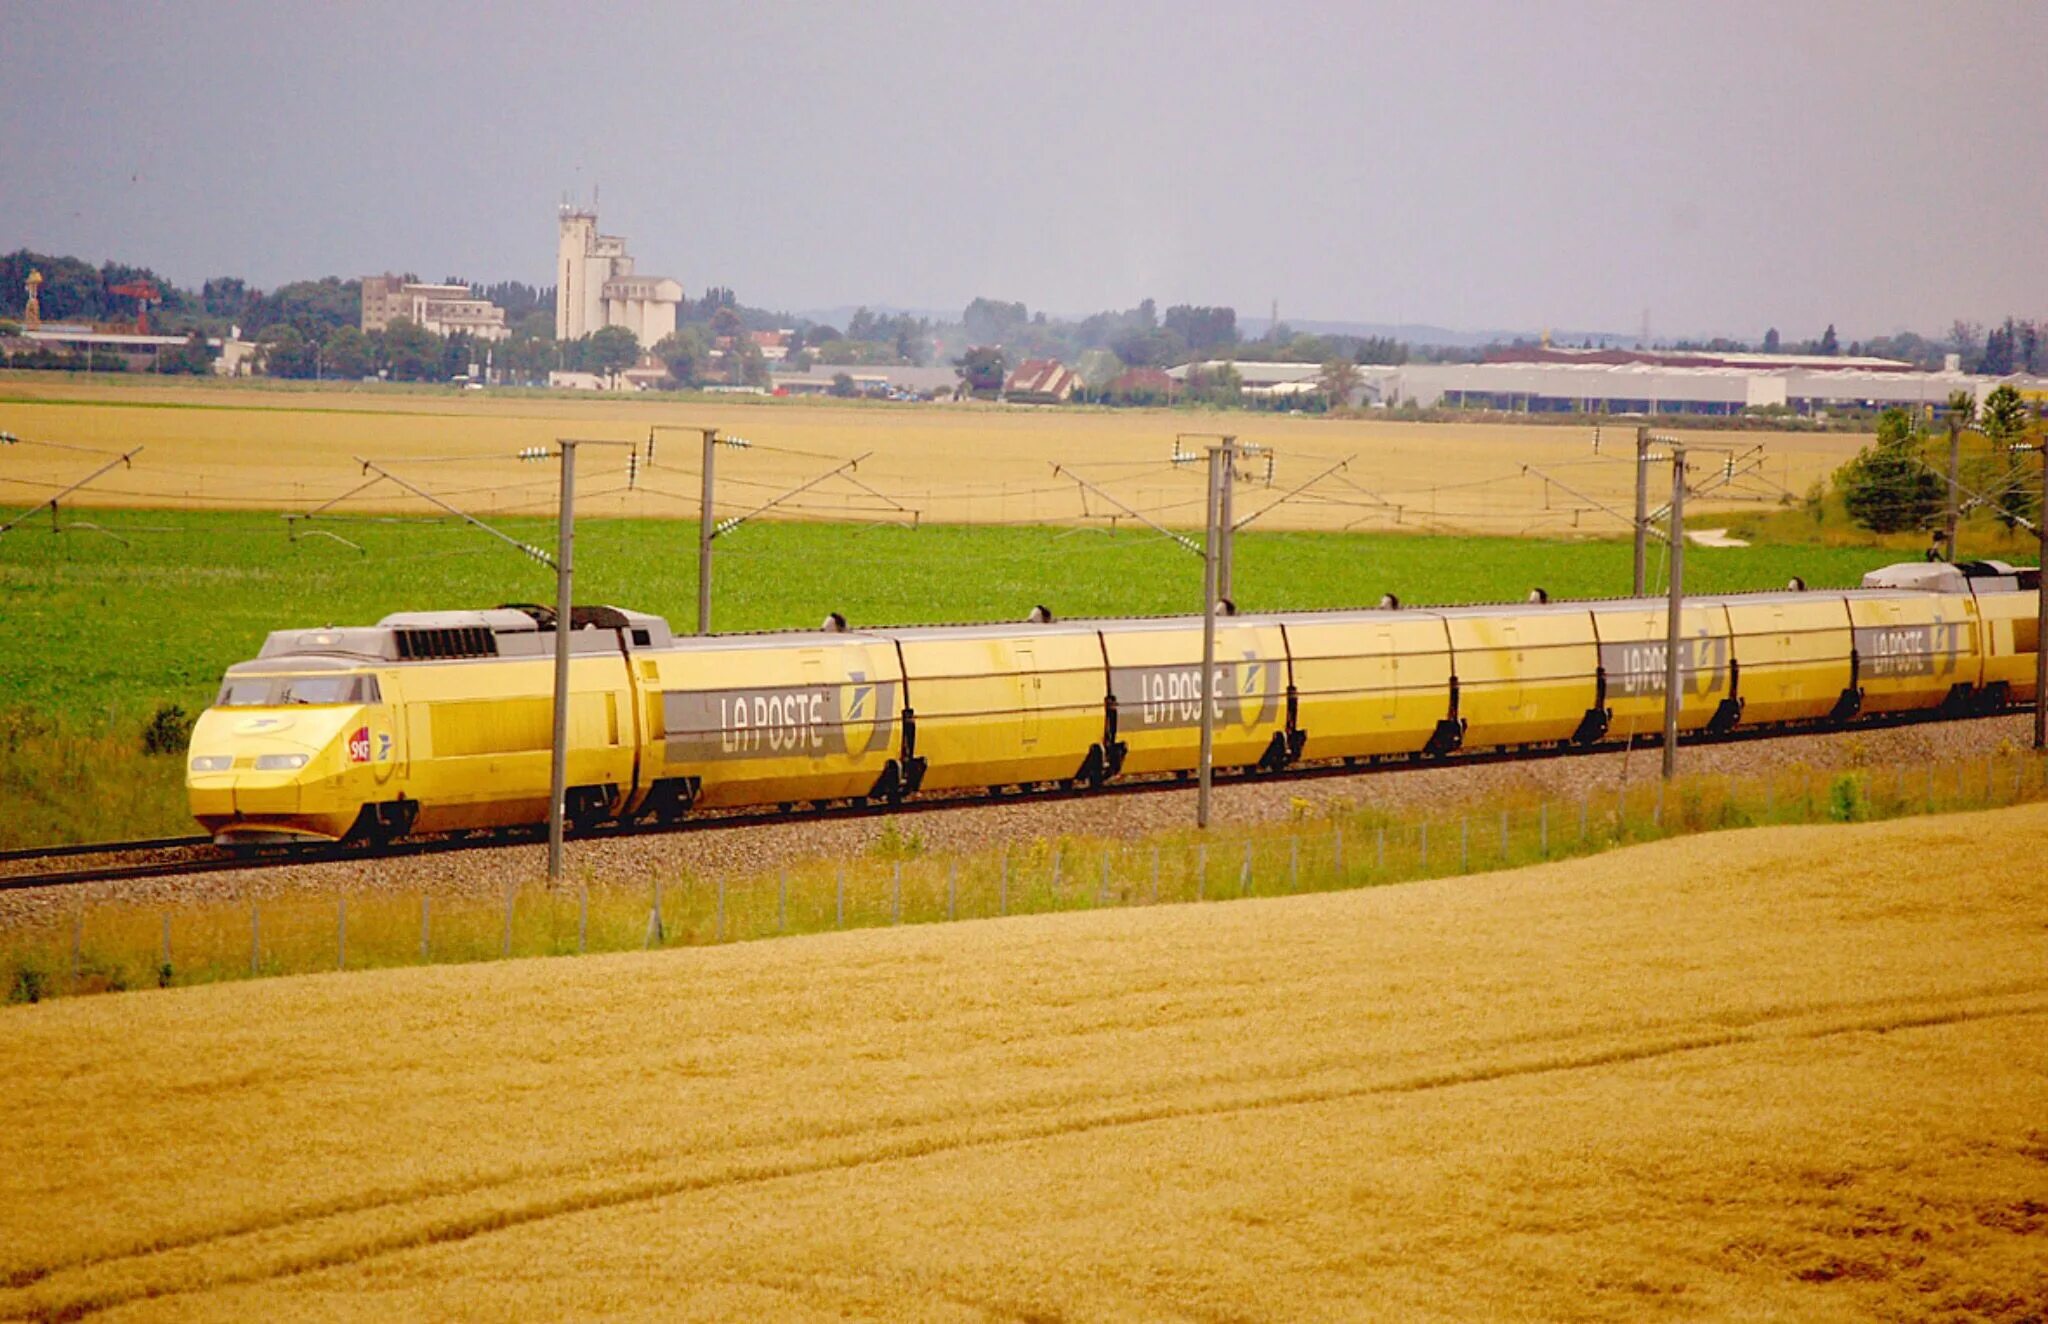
[4,1,2044,340]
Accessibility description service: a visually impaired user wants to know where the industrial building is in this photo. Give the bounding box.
[1168,356,2039,416]
[359,276,508,341]
[555,208,683,346]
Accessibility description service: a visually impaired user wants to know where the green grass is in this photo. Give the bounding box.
[0,508,1918,845]
[10,751,2042,1002]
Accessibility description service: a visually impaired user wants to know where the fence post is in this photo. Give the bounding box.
[1420,820,1429,870]
[1579,791,1588,841]
[1654,780,1665,829]
[1000,852,1009,916]
[579,885,589,952]
[1151,844,1160,903]
[1051,848,1062,900]
[779,869,788,932]
[1239,842,1252,896]
[891,861,902,925]
[836,864,845,928]
[1376,824,1385,873]
[1099,851,1111,906]
[1289,837,1299,891]
[1499,809,1509,857]
[337,896,347,971]
[1197,844,1208,900]
[947,860,957,920]
[160,911,171,979]
[1333,827,1344,880]
[248,902,259,977]
[1539,802,1549,856]
[1460,817,1469,872]
[502,886,513,958]
[420,894,431,961]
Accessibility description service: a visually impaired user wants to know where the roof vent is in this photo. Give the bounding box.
[394,626,499,660]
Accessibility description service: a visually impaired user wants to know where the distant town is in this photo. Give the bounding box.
[2,207,2045,421]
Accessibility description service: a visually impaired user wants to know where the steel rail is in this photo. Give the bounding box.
[0,703,2024,893]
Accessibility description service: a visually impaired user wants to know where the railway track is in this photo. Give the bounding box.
[0,703,2024,894]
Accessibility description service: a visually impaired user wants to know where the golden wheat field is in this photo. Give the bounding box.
[1,806,2042,1321]
[0,377,1860,534]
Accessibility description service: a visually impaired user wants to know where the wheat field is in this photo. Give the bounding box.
[1,804,2042,1320]
[0,378,1859,533]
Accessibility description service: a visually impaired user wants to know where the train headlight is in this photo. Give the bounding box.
[189,755,231,773]
[254,753,310,771]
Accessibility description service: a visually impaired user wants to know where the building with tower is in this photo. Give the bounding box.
[556,207,683,346]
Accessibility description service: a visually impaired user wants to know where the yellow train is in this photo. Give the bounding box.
[186,561,2040,844]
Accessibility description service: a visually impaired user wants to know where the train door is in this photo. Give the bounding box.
[1015,643,1042,746]
[372,672,406,787]
[1373,625,1401,729]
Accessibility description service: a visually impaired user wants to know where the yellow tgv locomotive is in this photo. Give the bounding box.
[186,560,2039,845]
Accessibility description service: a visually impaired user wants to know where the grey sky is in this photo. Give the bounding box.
[4,1,2044,341]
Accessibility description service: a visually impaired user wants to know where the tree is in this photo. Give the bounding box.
[963,298,1028,345]
[1317,359,1363,408]
[321,325,373,380]
[258,324,316,379]
[585,325,641,381]
[1762,327,1781,353]
[652,328,709,386]
[382,318,442,382]
[709,306,744,340]
[729,339,771,387]
[1834,407,1941,533]
[955,345,1007,395]
[830,371,857,399]
[1819,323,1840,356]
[1164,305,1238,352]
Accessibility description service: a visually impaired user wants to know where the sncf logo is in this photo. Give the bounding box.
[347,726,372,763]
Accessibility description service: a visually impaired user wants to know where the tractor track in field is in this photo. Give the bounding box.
[0,703,2027,898]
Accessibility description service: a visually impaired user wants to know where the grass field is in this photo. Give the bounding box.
[0,508,1911,845]
[2,806,2041,1320]
[0,374,1863,534]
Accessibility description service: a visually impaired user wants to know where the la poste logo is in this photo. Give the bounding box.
[347,726,372,763]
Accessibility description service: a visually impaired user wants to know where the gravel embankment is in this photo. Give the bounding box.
[1,713,2034,933]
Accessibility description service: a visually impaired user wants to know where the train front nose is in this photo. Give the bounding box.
[187,707,362,842]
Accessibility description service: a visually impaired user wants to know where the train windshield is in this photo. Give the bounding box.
[216,674,381,707]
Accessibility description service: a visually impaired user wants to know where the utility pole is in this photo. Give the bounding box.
[1661,444,1687,780]
[1217,436,1235,604]
[2031,442,2047,751]
[698,427,717,635]
[1198,440,1231,828]
[1633,426,1651,595]
[1945,411,1963,561]
[548,441,578,883]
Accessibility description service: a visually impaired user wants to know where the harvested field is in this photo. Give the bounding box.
[2,806,2043,1320]
[0,377,1854,534]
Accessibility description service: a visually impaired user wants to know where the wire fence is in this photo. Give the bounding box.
[9,750,2045,1003]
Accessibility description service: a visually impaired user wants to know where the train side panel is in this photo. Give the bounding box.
[1285,615,1452,760]
[641,637,904,808]
[1103,621,1289,775]
[1720,597,1854,726]
[394,652,638,833]
[1969,589,2037,703]
[1442,608,1599,748]
[892,628,1104,790]
[1591,603,1736,737]
[1845,593,1980,714]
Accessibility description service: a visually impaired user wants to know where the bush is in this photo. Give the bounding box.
[1835,408,1941,533]
[142,703,194,755]
[1827,774,1867,823]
